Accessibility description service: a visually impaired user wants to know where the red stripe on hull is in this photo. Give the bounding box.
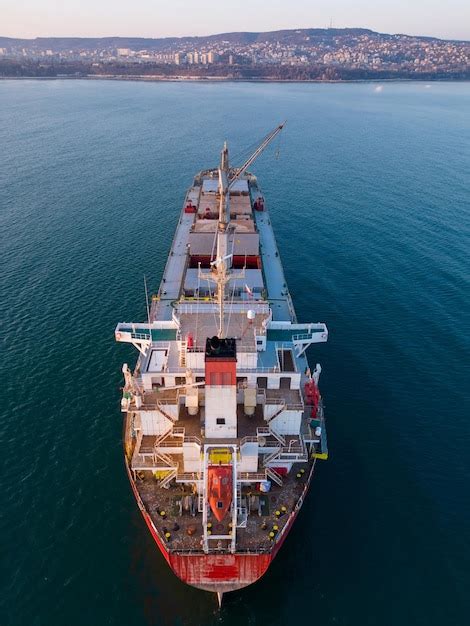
[125,457,317,593]
[169,553,272,593]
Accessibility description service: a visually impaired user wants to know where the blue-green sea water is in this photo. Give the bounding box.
[1,80,469,626]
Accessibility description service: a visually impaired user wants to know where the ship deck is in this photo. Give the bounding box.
[253,201,295,322]
[136,459,313,554]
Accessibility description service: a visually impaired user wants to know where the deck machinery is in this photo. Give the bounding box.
[116,124,329,604]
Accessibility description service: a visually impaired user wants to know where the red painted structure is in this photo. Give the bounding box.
[305,379,320,416]
[207,466,233,521]
[204,336,237,386]
[253,197,265,211]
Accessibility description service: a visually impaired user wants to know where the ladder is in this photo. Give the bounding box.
[266,401,287,424]
[153,426,176,449]
[257,425,286,447]
[159,467,178,489]
[153,449,174,467]
[157,401,178,424]
[263,447,281,465]
[268,423,286,447]
[266,466,283,487]
[179,340,187,367]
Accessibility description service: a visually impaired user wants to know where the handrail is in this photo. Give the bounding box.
[237,471,266,481]
[239,436,259,446]
[184,436,202,445]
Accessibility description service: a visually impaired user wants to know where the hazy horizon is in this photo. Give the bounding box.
[2,0,470,41]
[1,26,470,43]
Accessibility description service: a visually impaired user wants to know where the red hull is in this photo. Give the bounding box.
[126,459,316,594]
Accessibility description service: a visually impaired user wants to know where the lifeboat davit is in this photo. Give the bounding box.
[207,465,232,522]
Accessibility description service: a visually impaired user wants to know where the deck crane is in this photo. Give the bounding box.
[203,122,286,338]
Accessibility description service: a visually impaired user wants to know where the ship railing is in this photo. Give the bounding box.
[286,293,296,323]
[279,447,305,456]
[151,341,172,350]
[274,463,317,546]
[291,332,313,342]
[237,471,267,481]
[263,443,308,464]
[261,308,273,330]
[264,388,304,411]
[186,346,205,353]
[239,436,259,446]
[176,471,202,483]
[238,366,281,373]
[135,400,178,415]
[183,436,202,445]
[131,453,176,471]
[130,331,151,341]
[169,546,273,555]
[177,302,271,315]
[187,339,256,353]
[266,400,304,412]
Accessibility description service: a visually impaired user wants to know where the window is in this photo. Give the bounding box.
[257,377,268,389]
[217,501,223,509]
[175,377,186,386]
[216,418,226,425]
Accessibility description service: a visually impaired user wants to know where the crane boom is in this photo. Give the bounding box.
[229,122,285,189]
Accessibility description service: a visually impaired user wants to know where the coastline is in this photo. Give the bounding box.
[1,74,470,84]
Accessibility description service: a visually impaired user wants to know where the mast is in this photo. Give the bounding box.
[213,141,231,338]
[207,123,286,338]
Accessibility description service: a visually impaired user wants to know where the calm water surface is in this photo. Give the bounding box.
[1,80,469,626]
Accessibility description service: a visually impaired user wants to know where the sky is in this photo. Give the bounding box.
[1,0,469,41]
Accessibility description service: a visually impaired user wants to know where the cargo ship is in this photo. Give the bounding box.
[116,123,328,604]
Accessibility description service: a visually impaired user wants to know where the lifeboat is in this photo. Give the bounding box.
[207,465,233,522]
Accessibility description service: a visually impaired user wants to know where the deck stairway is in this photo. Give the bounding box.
[156,400,178,424]
[153,449,174,467]
[159,467,178,489]
[265,401,287,424]
[257,425,286,447]
[266,467,284,486]
[262,434,308,468]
